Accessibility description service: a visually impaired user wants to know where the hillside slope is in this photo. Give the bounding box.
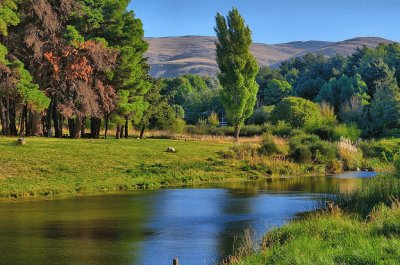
[145,36,393,78]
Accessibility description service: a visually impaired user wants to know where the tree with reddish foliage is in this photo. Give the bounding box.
[4,0,119,138]
[43,40,118,138]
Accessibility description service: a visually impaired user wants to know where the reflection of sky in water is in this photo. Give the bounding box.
[138,189,317,265]
[0,172,374,265]
[333,171,377,179]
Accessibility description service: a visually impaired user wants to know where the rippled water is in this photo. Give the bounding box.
[0,172,375,265]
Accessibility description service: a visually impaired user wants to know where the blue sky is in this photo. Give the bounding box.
[129,0,399,44]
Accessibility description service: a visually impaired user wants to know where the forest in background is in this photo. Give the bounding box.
[1,0,400,141]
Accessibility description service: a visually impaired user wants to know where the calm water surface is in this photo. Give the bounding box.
[0,172,375,265]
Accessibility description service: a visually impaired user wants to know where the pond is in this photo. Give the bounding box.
[0,172,375,265]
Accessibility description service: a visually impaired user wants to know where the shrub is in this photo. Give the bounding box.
[337,137,363,170]
[310,125,335,141]
[223,144,258,160]
[207,112,219,127]
[291,145,313,163]
[271,97,322,128]
[360,138,400,162]
[259,134,288,156]
[195,118,208,134]
[332,123,361,142]
[271,121,293,137]
[320,102,337,126]
[247,106,274,125]
[393,154,400,175]
[171,118,186,133]
[240,125,265,137]
[289,133,336,164]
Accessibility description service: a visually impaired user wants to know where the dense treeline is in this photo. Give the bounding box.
[161,43,400,139]
[0,0,174,139]
[254,44,400,137]
[1,1,399,140]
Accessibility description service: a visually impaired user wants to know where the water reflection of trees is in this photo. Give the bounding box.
[196,176,364,195]
[0,192,153,264]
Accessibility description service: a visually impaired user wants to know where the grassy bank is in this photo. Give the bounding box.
[232,174,400,264]
[0,136,328,199]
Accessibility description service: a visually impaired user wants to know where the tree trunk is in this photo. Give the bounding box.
[19,105,27,136]
[4,98,10,135]
[9,100,17,135]
[120,125,124,139]
[139,125,146,139]
[234,124,241,141]
[68,118,75,138]
[90,117,101,139]
[26,110,32,136]
[124,119,129,139]
[104,117,109,139]
[59,115,64,137]
[68,118,81,139]
[45,100,53,137]
[81,117,86,137]
[31,111,42,136]
[0,99,8,135]
[52,100,61,138]
[116,125,120,139]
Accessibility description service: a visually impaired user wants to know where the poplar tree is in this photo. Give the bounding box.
[215,8,259,140]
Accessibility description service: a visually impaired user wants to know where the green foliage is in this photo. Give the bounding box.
[289,133,336,164]
[239,174,400,265]
[337,138,363,170]
[319,102,337,127]
[332,123,361,142]
[215,8,259,137]
[73,0,152,126]
[0,44,49,111]
[264,78,293,105]
[368,72,400,136]
[246,105,274,125]
[161,75,223,124]
[171,118,186,134]
[317,74,369,112]
[0,0,19,36]
[335,174,400,217]
[259,134,288,156]
[393,154,400,175]
[270,121,293,137]
[207,112,219,127]
[360,138,400,162]
[64,25,85,47]
[14,61,50,111]
[271,97,322,128]
[295,77,325,101]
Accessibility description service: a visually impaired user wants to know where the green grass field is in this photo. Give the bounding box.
[233,174,400,264]
[0,137,246,199]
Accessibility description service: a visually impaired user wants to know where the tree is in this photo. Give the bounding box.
[263,78,293,106]
[358,59,395,97]
[255,66,284,106]
[215,8,259,140]
[137,80,181,139]
[0,2,50,136]
[368,73,400,136]
[271,97,322,128]
[317,74,369,112]
[70,0,152,139]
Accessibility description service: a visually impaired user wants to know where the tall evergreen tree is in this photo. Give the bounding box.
[214,8,259,140]
[72,0,151,138]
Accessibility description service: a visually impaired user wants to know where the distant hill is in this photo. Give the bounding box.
[145,36,394,78]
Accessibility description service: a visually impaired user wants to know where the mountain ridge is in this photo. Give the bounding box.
[145,36,394,78]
